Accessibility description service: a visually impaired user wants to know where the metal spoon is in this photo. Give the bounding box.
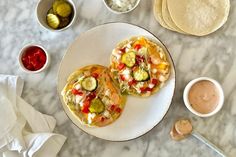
[171,119,227,157]
[191,131,227,157]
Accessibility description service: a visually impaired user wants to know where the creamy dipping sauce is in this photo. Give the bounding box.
[188,80,219,114]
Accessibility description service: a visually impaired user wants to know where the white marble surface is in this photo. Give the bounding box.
[0,0,236,156]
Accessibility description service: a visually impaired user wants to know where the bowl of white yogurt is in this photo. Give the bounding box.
[103,0,140,14]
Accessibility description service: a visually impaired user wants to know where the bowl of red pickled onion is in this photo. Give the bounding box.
[18,44,50,73]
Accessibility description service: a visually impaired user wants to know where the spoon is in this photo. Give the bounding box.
[170,119,227,157]
[191,131,227,157]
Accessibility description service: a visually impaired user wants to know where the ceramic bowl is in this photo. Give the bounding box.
[102,0,140,14]
[18,44,50,73]
[183,77,224,117]
[36,0,76,31]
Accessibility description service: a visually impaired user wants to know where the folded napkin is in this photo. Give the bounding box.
[0,75,66,157]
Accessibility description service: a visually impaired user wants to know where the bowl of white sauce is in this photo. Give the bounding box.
[103,0,140,14]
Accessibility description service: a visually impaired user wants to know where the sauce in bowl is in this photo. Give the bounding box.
[188,80,219,114]
[183,77,224,117]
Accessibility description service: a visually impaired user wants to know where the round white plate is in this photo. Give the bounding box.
[57,22,176,141]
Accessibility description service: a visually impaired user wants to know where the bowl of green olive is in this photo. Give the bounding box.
[36,0,76,31]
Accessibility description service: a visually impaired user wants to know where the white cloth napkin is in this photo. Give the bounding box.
[0,75,66,157]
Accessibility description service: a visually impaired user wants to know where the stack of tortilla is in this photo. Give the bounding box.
[153,0,230,36]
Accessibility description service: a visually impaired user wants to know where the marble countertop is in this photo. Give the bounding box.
[1,0,236,156]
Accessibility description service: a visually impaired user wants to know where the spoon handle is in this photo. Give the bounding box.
[191,131,227,157]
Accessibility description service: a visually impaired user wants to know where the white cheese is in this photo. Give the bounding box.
[149,83,155,89]
[125,47,130,52]
[159,52,164,59]
[152,68,157,74]
[75,95,83,104]
[88,113,96,124]
[122,68,131,80]
[126,43,131,48]
[112,49,121,60]
[103,110,111,118]
[136,88,141,94]
[133,82,144,93]
[138,47,147,55]
[75,84,81,90]
[135,82,144,88]
[105,89,111,96]
[159,75,167,82]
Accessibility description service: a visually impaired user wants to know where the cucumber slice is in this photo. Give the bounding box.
[53,0,65,13]
[81,76,97,91]
[133,68,149,81]
[47,13,60,29]
[121,51,136,67]
[89,98,105,113]
[56,2,72,17]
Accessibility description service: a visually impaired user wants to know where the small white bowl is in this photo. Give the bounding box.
[183,77,224,117]
[102,0,140,14]
[36,0,76,32]
[18,44,50,74]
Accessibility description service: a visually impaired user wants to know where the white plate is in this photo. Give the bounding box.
[57,23,176,141]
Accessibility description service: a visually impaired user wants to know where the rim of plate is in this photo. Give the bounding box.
[57,22,176,142]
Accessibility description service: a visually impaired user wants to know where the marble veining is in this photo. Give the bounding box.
[0,0,236,156]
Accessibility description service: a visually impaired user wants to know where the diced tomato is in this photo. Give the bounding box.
[81,100,90,113]
[151,79,158,85]
[128,79,137,86]
[21,46,46,71]
[134,44,142,51]
[71,89,83,95]
[140,87,152,93]
[100,116,105,122]
[136,55,145,65]
[146,87,152,92]
[120,75,126,81]
[117,63,125,70]
[26,64,34,71]
[140,87,146,93]
[115,107,122,113]
[39,53,47,63]
[91,73,99,79]
[86,92,96,101]
[119,47,126,53]
[110,104,116,111]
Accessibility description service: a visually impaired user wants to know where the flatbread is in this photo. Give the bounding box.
[153,0,173,30]
[167,0,230,36]
[62,65,126,127]
[110,36,170,97]
[161,0,186,34]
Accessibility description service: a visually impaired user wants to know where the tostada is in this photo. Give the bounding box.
[61,65,126,127]
[110,36,170,97]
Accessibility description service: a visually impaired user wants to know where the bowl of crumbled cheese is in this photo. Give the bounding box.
[103,0,140,14]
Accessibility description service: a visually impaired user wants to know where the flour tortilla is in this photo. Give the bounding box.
[161,0,186,34]
[167,0,230,36]
[153,0,173,30]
